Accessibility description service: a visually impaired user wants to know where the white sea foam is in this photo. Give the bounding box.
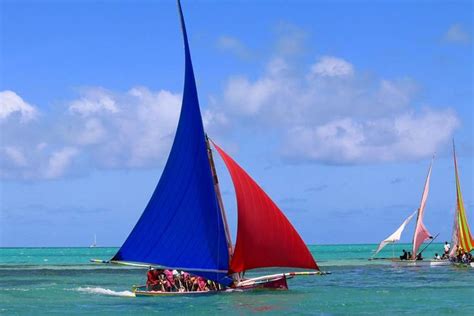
[75,287,135,297]
[2,288,30,291]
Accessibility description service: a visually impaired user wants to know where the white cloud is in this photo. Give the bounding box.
[224,76,278,116]
[75,118,107,145]
[208,53,458,164]
[0,26,463,179]
[1,87,181,179]
[217,36,251,59]
[66,87,181,169]
[215,56,417,126]
[43,147,79,179]
[282,110,459,164]
[69,88,118,116]
[0,90,38,122]
[443,24,470,44]
[310,56,354,78]
[4,146,28,167]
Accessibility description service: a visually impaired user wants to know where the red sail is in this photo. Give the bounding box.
[212,142,319,273]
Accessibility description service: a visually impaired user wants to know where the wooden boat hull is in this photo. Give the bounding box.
[133,277,288,296]
[130,271,324,297]
[235,276,288,291]
[451,262,474,268]
[133,284,223,296]
[390,259,451,267]
[134,290,220,297]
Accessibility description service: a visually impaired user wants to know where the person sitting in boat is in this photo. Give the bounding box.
[444,241,450,255]
[197,276,209,292]
[180,271,191,291]
[188,276,197,291]
[146,267,162,291]
[400,249,408,260]
[416,253,423,261]
[434,253,441,260]
[206,280,219,291]
[172,270,186,292]
[455,246,463,262]
[407,251,412,260]
[164,269,178,292]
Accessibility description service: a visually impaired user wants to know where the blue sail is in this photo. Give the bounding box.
[113,0,231,285]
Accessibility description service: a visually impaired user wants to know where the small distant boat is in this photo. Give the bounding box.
[370,210,416,259]
[90,234,97,248]
[448,141,473,268]
[371,157,445,265]
[92,0,325,295]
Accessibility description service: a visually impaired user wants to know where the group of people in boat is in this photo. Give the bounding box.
[433,241,452,260]
[431,242,473,263]
[443,241,473,264]
[398,241,473,263]
[399,249,423,260]
[146,267,222,292]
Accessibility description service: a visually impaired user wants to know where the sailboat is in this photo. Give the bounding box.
[89,234,97,248]
[91,0,324,295]
[370,210,416,259]
[449,141,473,268]
[371,158,448,266]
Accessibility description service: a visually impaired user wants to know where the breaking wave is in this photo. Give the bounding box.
[75,287,135,297]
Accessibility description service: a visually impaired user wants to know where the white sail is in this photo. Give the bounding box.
[373,210,417,257]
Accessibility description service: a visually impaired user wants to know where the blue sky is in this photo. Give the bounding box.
[1,0,472,247]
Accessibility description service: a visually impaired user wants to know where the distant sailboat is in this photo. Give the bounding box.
[92,0,324,294]
[90,234,97,248]
[372,210,416,258]
[372,158,447,265]
[449,141,473,267]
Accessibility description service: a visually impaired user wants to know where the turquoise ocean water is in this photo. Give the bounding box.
[1,244,473,315]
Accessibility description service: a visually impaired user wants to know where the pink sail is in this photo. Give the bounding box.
[412,158,434,258]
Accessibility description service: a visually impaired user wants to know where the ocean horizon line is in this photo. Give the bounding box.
[0,242,444,249]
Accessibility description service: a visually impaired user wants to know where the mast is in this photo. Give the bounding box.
[450,140,460,256]
[206,135,234,261]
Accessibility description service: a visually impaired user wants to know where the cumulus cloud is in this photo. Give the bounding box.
[43,147,79,179]
[310,56,354,78]
[217,36,252,59]
[282,110,458,164]
[0,26,463,178]
[3,146,28,167]
[69,87,119,116]
[1,87,181,179]
[443,23,471,44]
[0,90,38,122]
[208,53,458,164]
